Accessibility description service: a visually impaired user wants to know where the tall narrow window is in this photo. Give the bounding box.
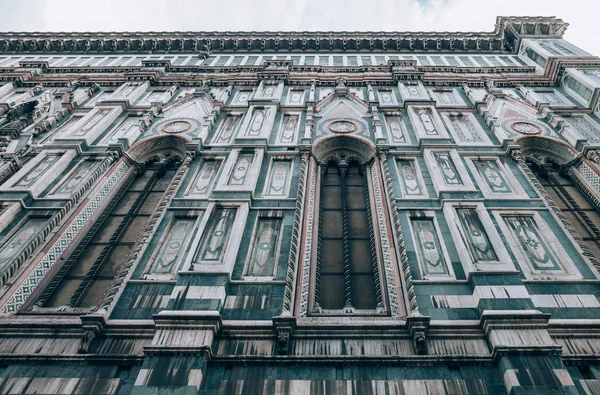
[530,162,600,259]
[315,160,378,313]
[40,164,176,309]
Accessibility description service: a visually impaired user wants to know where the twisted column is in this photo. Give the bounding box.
[282,152,309,315]
[379,152,417,315]
[363,166,383,310]
[512,150,600,272]
[339,164,353,311]
[313,165,326,312]
[98,155,193,311]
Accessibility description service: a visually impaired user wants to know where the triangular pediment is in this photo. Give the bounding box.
[317,96,368,121]
[161,94,213,121]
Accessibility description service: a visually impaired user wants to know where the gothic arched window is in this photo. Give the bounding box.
[36,158,181,310]
[307,143,394,316]
[314,159,379,312]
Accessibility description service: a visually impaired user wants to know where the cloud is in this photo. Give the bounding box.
[0,0,598,54]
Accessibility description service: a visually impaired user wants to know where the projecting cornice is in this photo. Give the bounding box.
[0,16,567,55]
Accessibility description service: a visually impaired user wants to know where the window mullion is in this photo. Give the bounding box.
[339,164,354,312]
[67,168,161,307]
[363,165,383,311]
[313,165,326,312]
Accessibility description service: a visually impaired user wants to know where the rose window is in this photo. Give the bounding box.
[511,121,541,135]
[328,120,357,134]
[162,120,192,134]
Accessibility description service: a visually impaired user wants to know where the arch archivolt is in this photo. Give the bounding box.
[514,135,580,166]
[126,134,192,165]
[312,134,376,165]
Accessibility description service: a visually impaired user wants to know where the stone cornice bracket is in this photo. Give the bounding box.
[141,59,171,72]
[124,70,161,83]
[17,60,48,73]
[273,314,296,355]
[78,312,106,354]
[480,310,561,359]
[259,60,291,81]
[389,60,422,82]
[144,311,222,357]
[407,313,431,355]
[497,16,569,54]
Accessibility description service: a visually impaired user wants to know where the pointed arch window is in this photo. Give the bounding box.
[36,161,180,310]
[18,144,188,313]
[311,154,387,315]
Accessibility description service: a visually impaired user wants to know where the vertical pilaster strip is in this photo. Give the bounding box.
[0,154,118,290]
[378,152,417,315]
[99,155,193,312]
[313,165,326,311]
[282,152,309,315]
[339,165,353,311]
[68,169,160,307]
[299,158,317,317]
[363,166,383,310]
[1,155,126,314]
[512,150,600,272]
[370,160,401,317]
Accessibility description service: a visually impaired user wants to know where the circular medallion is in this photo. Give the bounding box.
[328,120,358,134]
[511,121,542,135]
[162,120,192,134]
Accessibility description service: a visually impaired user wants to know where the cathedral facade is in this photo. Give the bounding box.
[0,16,600,394]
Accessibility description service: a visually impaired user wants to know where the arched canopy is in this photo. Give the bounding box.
[515,135,579,165]
[312,135,376,165]
[126,135,191,165]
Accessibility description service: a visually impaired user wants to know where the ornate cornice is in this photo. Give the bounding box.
[0,16,567,55]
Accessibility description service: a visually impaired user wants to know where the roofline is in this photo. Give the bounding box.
[0,16,568,54]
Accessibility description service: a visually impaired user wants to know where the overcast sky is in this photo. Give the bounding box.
[0,0,598,55]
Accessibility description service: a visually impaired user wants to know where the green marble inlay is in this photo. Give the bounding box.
[266,161,291,197]
[0,217,47,268]
[15,155,60,187]
[396,160,422,196]
[54,161,98,195]
[386,116,406,143]
[151,218,195,274]
[475,160,511,193]
[504,215,561,271]
[434,153,462,185]
[189,160,221,197]
[416,108,439,136]
[228,154,253,185]
[278,115,298,144]
[247,218,282,276]
[247,108,268,137]
[412,219,449,276]
[198,208,236,262]
[456,208,498,262]
[213,115,239,144]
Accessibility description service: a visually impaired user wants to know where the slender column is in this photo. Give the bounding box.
[282,152,309,315]
[549,172,600,239]
[313,165,326,312]
[99,155,194,311]
[339,164,353,311]
[363,166,383,310]
[378,152,417,315]
[68,168,160,307]
[511,150,600,271]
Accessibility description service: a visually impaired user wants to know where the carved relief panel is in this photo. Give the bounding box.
[408,106,449,141]
[442,113,491,145]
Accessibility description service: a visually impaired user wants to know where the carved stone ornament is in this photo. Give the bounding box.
[328,120,358,134]
[161,120,192,134]
[511,121,542,135]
